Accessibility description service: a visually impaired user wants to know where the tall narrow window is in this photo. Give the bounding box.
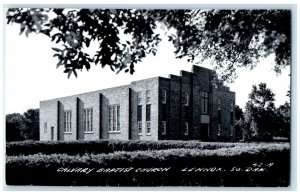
[184,93,189,106]
[185,106,189,120]
[117,105,120,131]
[230,112,234,125]
[108,106,112,131]
[109,104,120,132]
[146,104,151,134]
[218,124,221,136]
[138,91,143,105]
[137,105,142,134]
[230,126,234,136]
[230,101,234,125]
[161,90,167,134]
[146,105,151,121]
[87,110,90,132]
[138,121,142,134]
[64,111,67,132]
[70,112,72,132]
[184,122,189,135]
[146,121,151,134]
[217,98,221,124]
[162,90,166,104]
[230,101,234,136]
[146,90,151,104]
[84,108,93,132]
[84,109,86,132]
[201,92,208,114]
[162,104,167,120]
[218,110,221,124]
[161,121,166,135]
[137,105,142,121]
[64,110,72,133]
[112,105,116,131]
[90,109,93,131]
[217,99,221,136]
[44,122,47,132]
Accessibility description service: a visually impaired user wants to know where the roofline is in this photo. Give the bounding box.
[40,76,161,102]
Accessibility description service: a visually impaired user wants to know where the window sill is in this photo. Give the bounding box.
[108,131,121,134]
[64,132,72,134]
[146,133,151,136]
[84,132,94,134]
[138,133,143,136]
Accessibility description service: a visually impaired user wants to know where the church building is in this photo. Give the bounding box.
[40,65,236,142]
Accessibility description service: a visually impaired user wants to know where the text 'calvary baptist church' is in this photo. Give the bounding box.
[40,65,236,142]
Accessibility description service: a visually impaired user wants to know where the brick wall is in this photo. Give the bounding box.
[211,88,236,141]
[180,71,193,140]
[130,78,159,141]
[100,85,130,140]
[158,77,170,140]
[40,100,58,141]
[76,92,100,141]
[169,74,182,139]
[191,66,212,140]
[40,65,235,142]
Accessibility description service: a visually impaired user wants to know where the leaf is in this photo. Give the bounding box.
[25,28,30,37]
[19,24,26,35]
[129,63,135,74]
[52,47,62,52]
[7,15,13,24]
[152,50,156,56]
[67,69,72,79]
[73,69,78,78]
[110,65,115,72]
[85,62,91,70]
[56,37,61,43]
[56,61,63,69]
[51,35,56,42]
[141,50,145,58]
[41,29,50,37]
[53,54,60,58]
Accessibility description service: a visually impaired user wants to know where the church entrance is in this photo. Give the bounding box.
[200,123,209,141]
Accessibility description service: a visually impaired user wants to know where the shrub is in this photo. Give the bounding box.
[6,140,238,156]
[6,142,290,186]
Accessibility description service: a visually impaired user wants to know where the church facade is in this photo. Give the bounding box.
[40,65,236,142]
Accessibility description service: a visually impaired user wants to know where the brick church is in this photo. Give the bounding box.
[40,65,236,142]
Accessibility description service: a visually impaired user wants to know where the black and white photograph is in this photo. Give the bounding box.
[3,2,294,188]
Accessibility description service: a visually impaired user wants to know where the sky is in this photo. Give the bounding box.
[5,21,290,114]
